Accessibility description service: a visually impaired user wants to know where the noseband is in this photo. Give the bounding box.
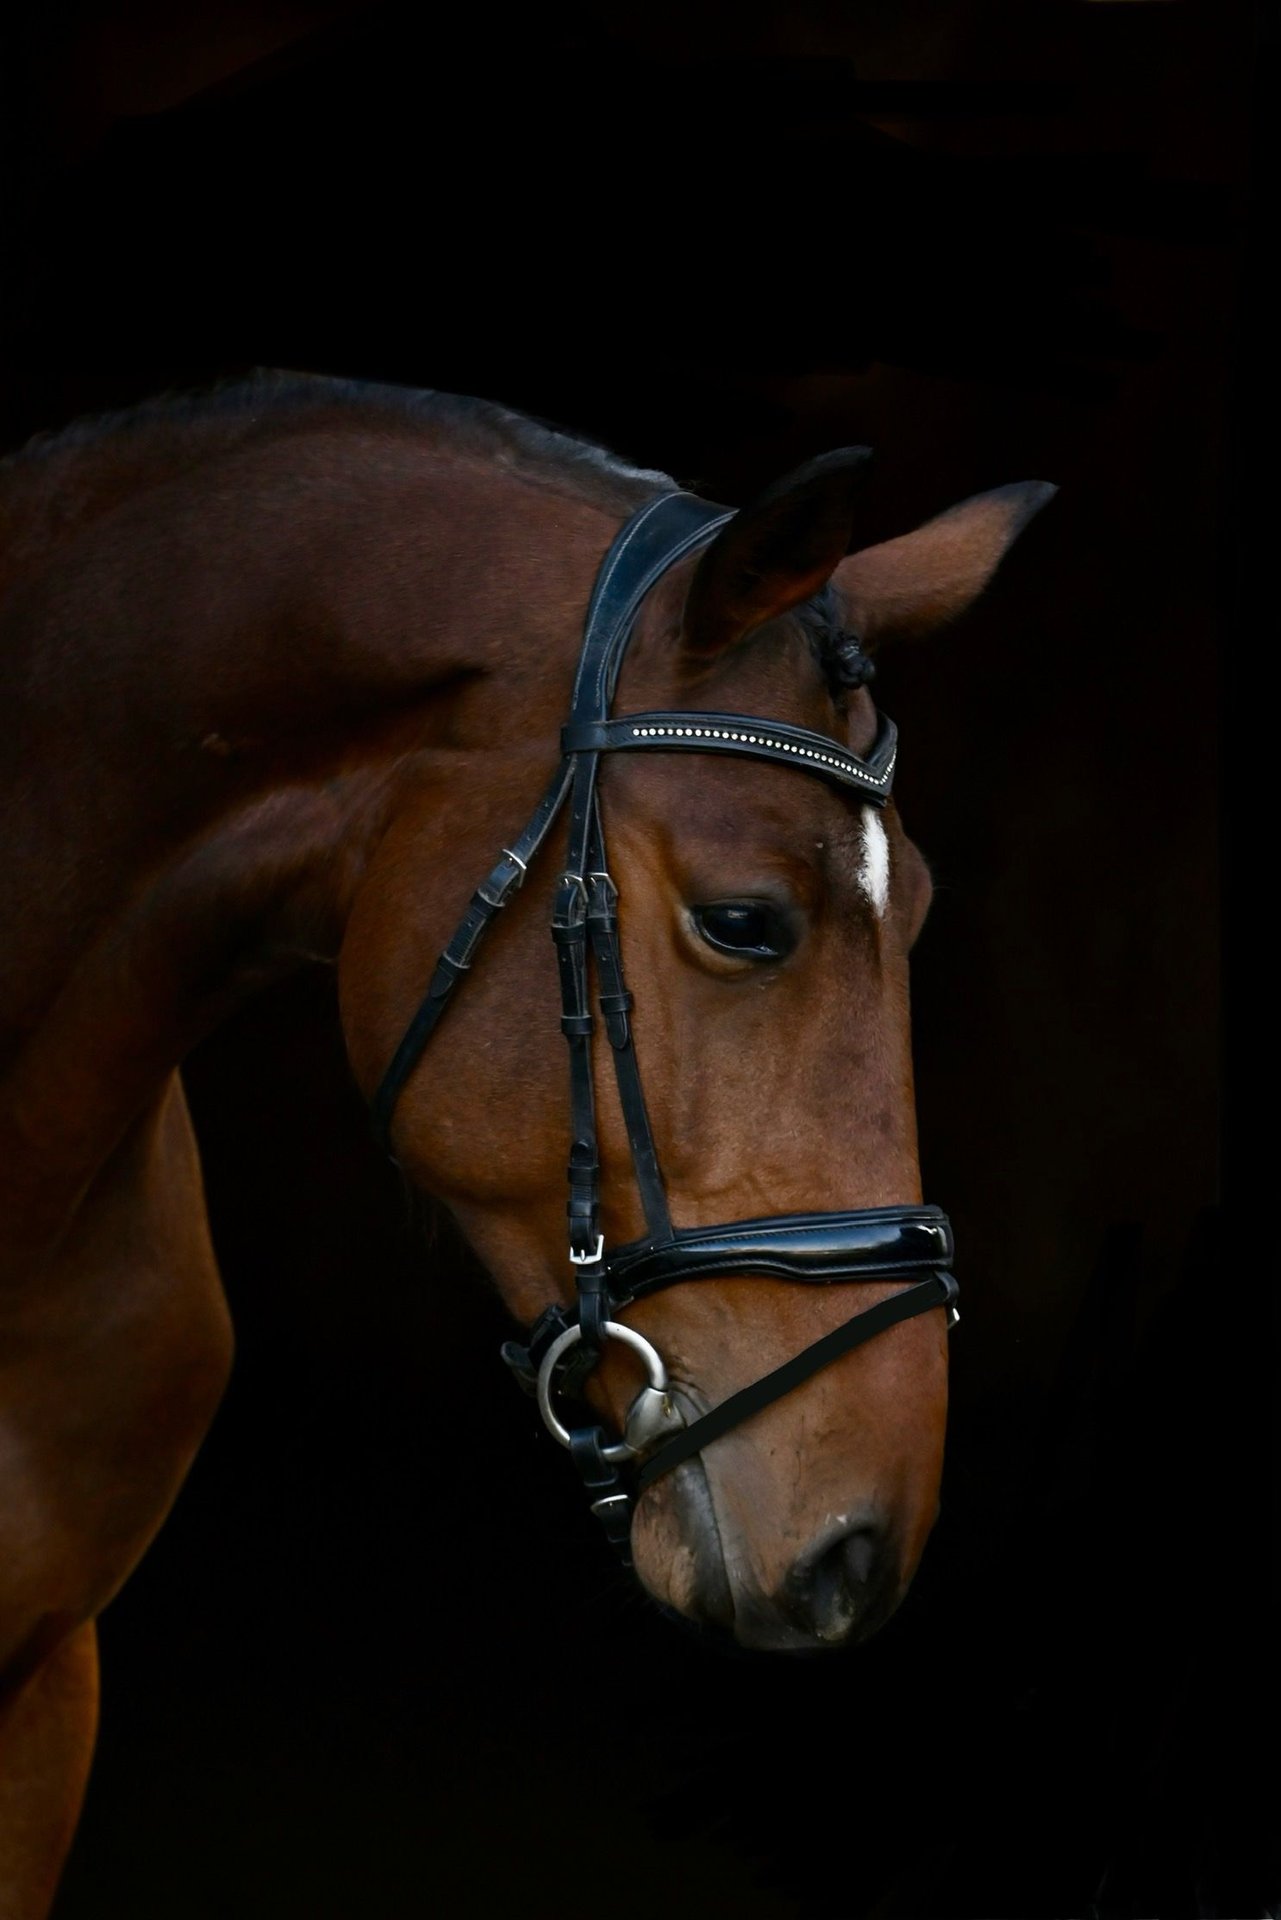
[371,492,958,1562]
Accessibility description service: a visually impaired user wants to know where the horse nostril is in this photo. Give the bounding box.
[786,1519,895,1645]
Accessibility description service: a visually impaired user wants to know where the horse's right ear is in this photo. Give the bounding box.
[681,447,874,658]
[833,480,1058,645]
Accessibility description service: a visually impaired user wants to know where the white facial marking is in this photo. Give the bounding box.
[859,807,890,918]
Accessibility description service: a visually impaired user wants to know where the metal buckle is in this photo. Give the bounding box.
[569,1233,605,1267]
[501,847,528,887]
[554,871,589,930]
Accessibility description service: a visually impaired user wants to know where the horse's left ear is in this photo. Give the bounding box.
[682,447,874,656]
[833,480,1058,646]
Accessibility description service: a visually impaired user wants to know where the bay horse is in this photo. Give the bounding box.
[0,372,1052,1915]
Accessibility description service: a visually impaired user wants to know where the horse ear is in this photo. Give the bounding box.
[682,447,874,657]
[833,481,1058,646]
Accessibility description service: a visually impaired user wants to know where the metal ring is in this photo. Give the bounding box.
[536,1321,668,1461]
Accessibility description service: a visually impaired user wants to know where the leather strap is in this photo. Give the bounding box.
[636,1272,958,1493]
[569,1426,635,1565]
[569,494,732,723]
[541,493,729,1273]
[604,1205,954,1305]
[370,757,575,1155]
[552,864,600,1271]
[584,796,672,1245]
[562,711,898,804]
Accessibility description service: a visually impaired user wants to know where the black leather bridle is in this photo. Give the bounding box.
[371,492,958,1562]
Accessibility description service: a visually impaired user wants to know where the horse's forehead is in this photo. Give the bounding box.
[605,755,900,922]
[857,808,892,919]
[620,604,896,911]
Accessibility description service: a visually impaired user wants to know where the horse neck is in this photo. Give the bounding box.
[0,421,623,1232]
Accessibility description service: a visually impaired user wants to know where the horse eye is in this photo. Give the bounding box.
[693,902,797,961]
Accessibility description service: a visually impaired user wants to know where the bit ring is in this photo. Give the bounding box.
[536,1321,668,1462]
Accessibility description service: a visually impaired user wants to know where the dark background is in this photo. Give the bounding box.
[2,3,1273,1915]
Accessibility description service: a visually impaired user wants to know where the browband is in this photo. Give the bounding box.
[561,711,897,801]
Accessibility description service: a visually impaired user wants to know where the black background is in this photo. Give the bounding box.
[2,3,1273,1916]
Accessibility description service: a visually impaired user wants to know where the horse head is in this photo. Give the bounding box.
[340,449,1052,1651]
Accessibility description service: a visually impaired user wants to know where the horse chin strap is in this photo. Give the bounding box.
[370,491,959,1567]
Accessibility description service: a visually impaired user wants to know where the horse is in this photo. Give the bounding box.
[0,370,1052,1915]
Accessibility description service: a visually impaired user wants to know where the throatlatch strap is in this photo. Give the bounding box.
[635,1273,958,1493]
[370,758,574,1154]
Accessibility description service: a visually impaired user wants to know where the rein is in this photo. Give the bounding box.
[370,492,958,1562]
